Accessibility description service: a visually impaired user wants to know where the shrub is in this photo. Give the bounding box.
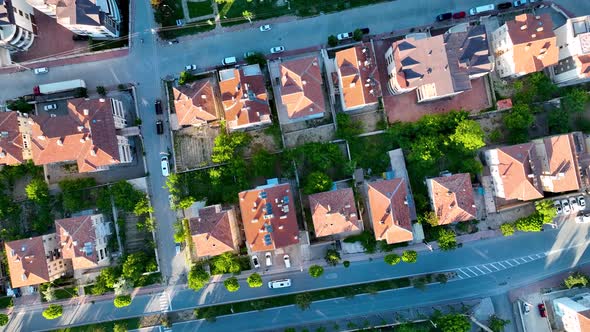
[437,228,457,251]
[384,254,401,266]
[114,295,132,308]
[324,249,341,266]
[224,277,240,292]
[0,313,8,326]
[564,272,590,289]
[117,84,126,91]
[327,35,338,47]
[188,264,210,291]
[401,250,418,263]
[247,273,263,288]
[343,260,350,268]
[295,292,312,310]
[309,265,324,278]
[353,28,363,41]
[42,304,63,320]
[97,86,106,96]
[500,223,515,236]
[435,273,448,284]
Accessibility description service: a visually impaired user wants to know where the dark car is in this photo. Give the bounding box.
[436,13,453,21]
[453,11,466,19]
[360,27,370,34]
[498,2,513,9]
[72,34,89,41]
[155,99,163,114]
[156,120,164,135]
[538,303,547,317]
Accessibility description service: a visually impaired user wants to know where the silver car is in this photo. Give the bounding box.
[270,46,285,54]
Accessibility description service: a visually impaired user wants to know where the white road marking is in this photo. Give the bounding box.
[481,265,493,272]
[474,266,486,274]
[496,262,507,268]
[465,267,479,276]
[503,260,513,267]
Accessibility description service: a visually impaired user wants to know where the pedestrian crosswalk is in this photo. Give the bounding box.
[453,252,547,280]
[159,292,170,312]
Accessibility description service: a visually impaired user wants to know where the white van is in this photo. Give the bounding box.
[469,4,495,15]
[161,156,170,177]
[268,279,291,289]
[222,56,237,66]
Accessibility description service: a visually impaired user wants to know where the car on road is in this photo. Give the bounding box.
[538,303,547,317]
[155,99,163,114]
[514,0,527,6]
[570,197,579,212]
[270,46,285,54]
[265,252,272,266]
[34,67,49,75]
[283,254,291,268]
[436,12,453,21]
[359,27,370,34]
[161,156,170,177]
[244,51,256,58]
[43,104,57,111]
[562,199,571,214]
[453,11,466,19]
[469,4,495,15]
[252,255,260,268]
[175,243,181,255]
[168,39,179,45]
[554,200,562,215]
[498,2,512,9]
[156,120,164,135]
[259,24,271,32]
[222,56,237,66]
[268,279,291,289]
[185,64,197,71]
[579,196,586,209]
[337,32,353,40]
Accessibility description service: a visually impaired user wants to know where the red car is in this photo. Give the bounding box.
[453,11,466,19]
[538,303,547,317]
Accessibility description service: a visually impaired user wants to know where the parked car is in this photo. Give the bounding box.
[155,99,163,114]
[270,46,285,54]
[259,24,271,32]
[514,0,527,6]
[538,303,547,317]
[265,252,272,266]
[161,156,170,177]
[453,11,467,19]
[554,200,563,214]
[469,4,495,15]
[268,279,291,289]
[175,243,181,255]
[222,56,237,66]
[523,302,531,315]
[575,213,590,224]
[436,12,453,21]
[283,254,291,268]
[498,2,512,9]
[156,120,164,135]
[168,39,179,45]
[562,199,571,214]
[252,255,260,268]
[359,27,370,34]
[578,195,586,209]
[570,197,579,212]
[43,104,57,111]
[244,51,255,58]
[185,64,197,71]
[337,32,353,40]
[34,67,49,75]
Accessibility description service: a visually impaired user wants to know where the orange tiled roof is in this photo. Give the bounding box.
[5,237,50,288]
[279,56,326,119]
[506,14,558,75]
[0,112,25,166]
[493,143,544,201]
[239,183,299,252]
[367,178,413,244]
[189,205,238,257]
[539,134,581,193]
[577,310,590,332]
[575,54,590,78]
[55,215,101,271]
[428,173,476,225]
[173,80,218,126]
[30,98,120,172]
[335,44,380,110]
[309,188,361,237]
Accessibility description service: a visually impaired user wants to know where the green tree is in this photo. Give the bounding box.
[562,88,589,116]
[26,178,49,203]
[42,304,63,320]
[449,119,485,151]
[7,97,34,113]
[412,277,428,290]
[564,272,590,289]
[324,249,341,266]
[0,313,8,326]
[514,214,543,232]
[122,252,148,283]
[435,273,448,284]
[224,277,240,292]
[179,71,192,85]
[435,313,471,332]
[295,292,312,310]
[418,211,440,227]
[177,196,195,210]
[188,265,210,291]
[303,172,333,195]
[58,178,97,212]
[251,148,276,178]
[309,265,324,278]
[42,285,56,302]
[548,107,570,134]
[114,295,132,308]
[402,250,418,263]
[245,52,267,67]
[408,135,442,166]
[100,267,120,289]
[353,28,363,41]
[437,228,457,251]
[110,181,143,212]
[242,10,253,23]
[336,113,363,141]
[133,196,153,216]
[384,253,401,266]
[173,219,187,243]
[500,223,515,236]
[489,315,510,332]
[247,273,263,288]
[535,199,557,224]
[211,131,251,164]
[503,104,533,143]
[327,35,338,47]
[113,321,127,332]
[212,252,241,274]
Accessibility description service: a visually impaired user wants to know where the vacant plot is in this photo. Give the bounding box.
[219,0,291,27]
[188,1,214,18]
[174,125,220,171]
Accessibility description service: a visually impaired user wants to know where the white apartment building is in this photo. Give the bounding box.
[554,293,590,332]
[552,16,590,86]
[0,0,35,55]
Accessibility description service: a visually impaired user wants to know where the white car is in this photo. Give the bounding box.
[251,255,260,269]
[578,196,586,209]
[265,252,272,266]
[514,0,527,6]
[576,213,590,224]
[570,197,579,212]
[283,254,291,268]
[270,46,284,54]
[161,156,170,177]
[43,104,57,111]
[259,24,271,32]
[34,67,49,75]
[184,64,197,71]
[268,279,291,289]
[337,32,353,40]
[562,199,571,214]
[554,200,562,215]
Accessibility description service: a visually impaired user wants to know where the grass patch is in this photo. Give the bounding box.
[0,297,13,309]
[187,1,214,18]
[135,272,162,287]
[349,134,398,176]
[195,277,410,318]
[54,318,141,332]
[55,287,78,300]
[292,0,383,17]
[160,19,216,38]
[219,0,291,27]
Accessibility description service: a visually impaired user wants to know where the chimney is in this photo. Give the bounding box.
[521,25,527,30]
[37,135,46,140]
[327,205,331,212]
[83,109,89,116]
[79,138,85,143]
[73,241,78,246]
[90,148,97,156]
[312,61,318,66]
[57,139,63,146]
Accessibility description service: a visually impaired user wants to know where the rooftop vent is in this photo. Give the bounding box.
[57,139,63,146]
[521,25,527,30]
[201,94,207,99]
[83,109,89,116]
[537,27,544,32]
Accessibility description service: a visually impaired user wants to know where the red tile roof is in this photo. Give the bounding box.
[539,134,581,193]
[506,14,558,75]
[577,310,590,332]
[496,98,513,111]
[575,54,590,78]
[335,44,381,110]
[219,66,271,130]
[173,79,218,127]
[0,111,25,165]
[279,56,326,119]
[189,205,238,257]
[309,188,361,237]
[5,236,50,288]
[239,183,299,252]
[55,215,101,270]
[427,173,476,225]
[367,178,413,244]
[490,143,544,201]
[30,98,121,172]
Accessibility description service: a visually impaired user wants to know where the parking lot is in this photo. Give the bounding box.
[552,194,588,223]
[517,293,552,332]
[251,242,303,275]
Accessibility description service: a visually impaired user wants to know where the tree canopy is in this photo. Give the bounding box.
[564,272,589,289]
[114,295,132,308]
[435,313,471,332]
[247,273,263,288]
[224,277,240,292]
[0,313,8,326]
[384,254,401,266]
[211,252,241,274]
[449,119,485,151]
[26,178,49,203]
[561,88,589,114]
[188,265,210,291]
[122,252,149,283]
[309,265,324,278]
[295,292,313,311]
[303,172,333,195]
[324,249,341,266]
[401,250,418,263]
[437,228,457,251]
[42,304,63,320]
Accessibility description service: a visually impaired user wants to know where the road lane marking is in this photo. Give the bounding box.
[465,267,479,276]
[510,259,520,265]
[473,266,486,274]
[496,262,506,268]
[503,260,513,267]
[481,265,493,272]
[458,268,472,277]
